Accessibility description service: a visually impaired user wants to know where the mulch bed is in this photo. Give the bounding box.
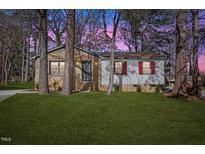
[164,92,201,101]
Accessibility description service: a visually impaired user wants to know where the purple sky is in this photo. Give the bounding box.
[199,56,205,73]
[46,23,205,73]
[103,25,205,73]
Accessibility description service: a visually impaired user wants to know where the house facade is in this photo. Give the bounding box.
[34,45,165,92]
[34,45,100,91]
[99,52,165,92]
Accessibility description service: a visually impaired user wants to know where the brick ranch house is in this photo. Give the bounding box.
[34,45,165,92]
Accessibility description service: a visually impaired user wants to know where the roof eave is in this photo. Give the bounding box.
[33,45,100,60]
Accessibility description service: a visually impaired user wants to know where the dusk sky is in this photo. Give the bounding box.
[46,10,205,73]
[47,28,205,73]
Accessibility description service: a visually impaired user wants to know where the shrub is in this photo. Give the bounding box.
[137,85,142,93]
[114,85,120,91]
[53,81,59,91]
[155,86,161,93]
[58,87,62,91]
[35,83,39,90]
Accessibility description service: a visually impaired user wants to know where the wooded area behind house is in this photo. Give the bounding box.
[0,9,205,97]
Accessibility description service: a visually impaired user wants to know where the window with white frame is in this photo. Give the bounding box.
[138,61,155,75]
[114,61,123,74]
[143,62,151,74]
[114,61,127,75]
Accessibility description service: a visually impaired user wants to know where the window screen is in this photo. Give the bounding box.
[115,61,123,74]
[50,61,64,75]
[114,61,127,75]
[82,61,92,81]
[143,62,151,74]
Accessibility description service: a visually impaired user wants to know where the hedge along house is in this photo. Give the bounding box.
[99,52,165,92]
[34,45,100,91]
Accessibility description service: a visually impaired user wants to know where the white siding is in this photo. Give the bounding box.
[101,59,165,85]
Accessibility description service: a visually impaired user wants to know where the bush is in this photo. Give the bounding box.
[137,85,142,93]
[35,83,39,90]
[0,82,34,90]
[52,81,59,91]
[58,87,62,91]
[114,85,120,91]
[155,86,161,93]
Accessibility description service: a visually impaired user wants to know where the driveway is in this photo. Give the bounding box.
[0,90,35,102]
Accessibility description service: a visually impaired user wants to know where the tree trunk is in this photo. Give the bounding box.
[4,69,8,85]
[1,48,5,83]
[133,31,138,52]
[25,16,32,82]
[34,37,37,54]
[173,10,188,96]
[103,10,120,95]
[141,29,144,52]
[188,49,192,76]
[4,52,9,85]
[55,31,62,46]
[38,9,49,94]
[62,10,75,95]
[21,33,25,83]
[1,62,4,83]
[107,38,115,95]
[24,39,30,82]
[192,10,200,96]
[134,43,138,52]
[131,25,138,52]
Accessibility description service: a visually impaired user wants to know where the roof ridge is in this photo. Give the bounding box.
[33,45,99,59]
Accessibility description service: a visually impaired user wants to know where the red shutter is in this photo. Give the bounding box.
[150,61,155,74]
[122,61,127,75]
[139,62,143,75]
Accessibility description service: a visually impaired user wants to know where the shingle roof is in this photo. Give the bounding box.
[99,52,165,60]
[33,45,165,60]
[33,45,99,59]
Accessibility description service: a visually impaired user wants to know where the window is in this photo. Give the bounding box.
[50,61,64,75]
[138,61,155,75]
[114,61,127,75]
[115,61,123,74]
[143,62,151,74]
[82,61,92,81]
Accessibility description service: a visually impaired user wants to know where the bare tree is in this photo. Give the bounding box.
[120,10,139,52]
[120,10,152,52]
[75,10,102,51]
[48,10,67,47]
[173,10,188,96]
[191,10,200,96]
[9,9,38,83]
[1,28,21,84]
[102,10,121,95]
[21,32,25,83]
[62,10,75,95]
[75,10,92,48]
[0,10,24,84]
[38,9,49,94]
[24,10,33,82]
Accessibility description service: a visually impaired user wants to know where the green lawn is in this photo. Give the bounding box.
[0,82,34,90]
[0,92,205,144]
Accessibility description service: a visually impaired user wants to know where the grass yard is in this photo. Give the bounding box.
[0,82,34,90]
[0,92,205,144]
